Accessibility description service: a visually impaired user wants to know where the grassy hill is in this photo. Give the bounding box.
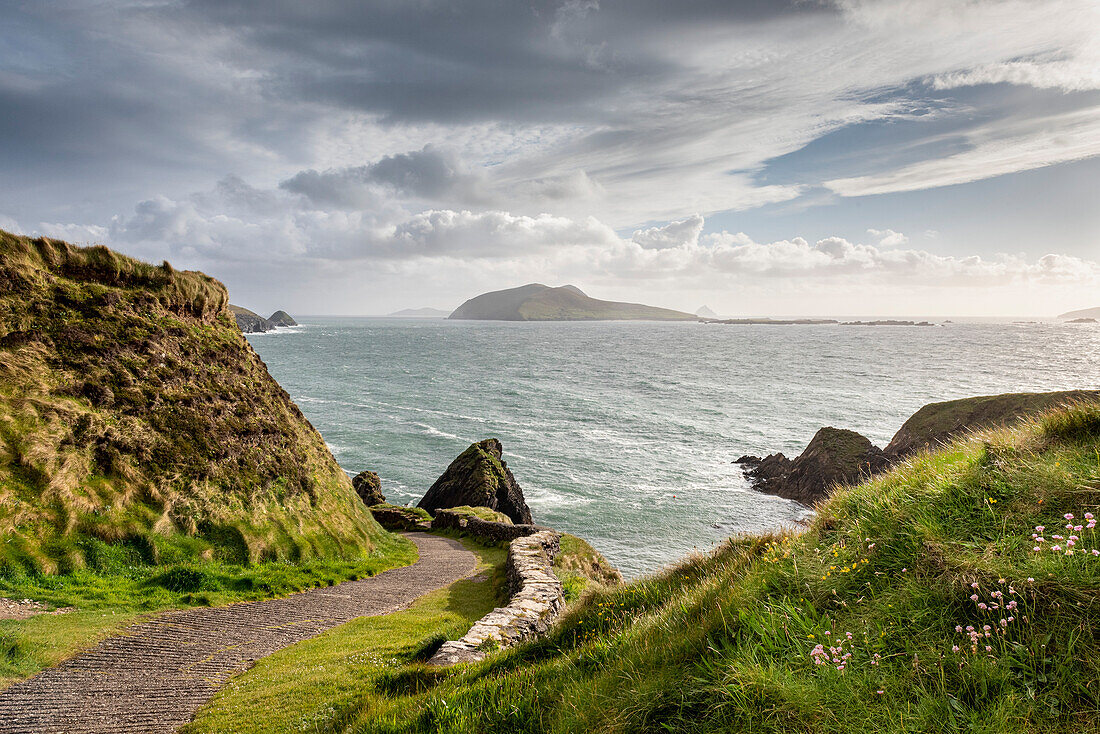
[308,399,1100,733]
[0,231,391,575]
[1058,307,1100,320]
[449,284,696,321]
[884,390,1100,458]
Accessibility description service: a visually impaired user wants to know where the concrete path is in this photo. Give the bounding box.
[0,533,477,734]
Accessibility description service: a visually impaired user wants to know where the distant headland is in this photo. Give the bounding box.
[448,283,696,321]
[387,307,452,318]
[229,304,298,333]
[1058,305,1100,320]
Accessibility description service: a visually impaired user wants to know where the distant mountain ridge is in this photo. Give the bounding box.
[1058,306,1100,320]
[449,283,695,321]
[388,307,451,318]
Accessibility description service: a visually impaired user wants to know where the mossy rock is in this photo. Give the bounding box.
[446,505,513,525]
[417,439,533,524]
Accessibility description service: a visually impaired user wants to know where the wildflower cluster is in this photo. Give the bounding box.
[809,630,856,671]
[763,536,794,564]
[1031,513,1098,556]
[953,578,1028,658]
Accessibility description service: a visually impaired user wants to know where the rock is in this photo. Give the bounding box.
[736,452,793,495]
[740,428,888,505]
[418,438,533,524]
[267,310,298,327]
[228,304,273,333]
[352,470,385,505]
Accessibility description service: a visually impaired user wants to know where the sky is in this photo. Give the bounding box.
[1,0,1098,317]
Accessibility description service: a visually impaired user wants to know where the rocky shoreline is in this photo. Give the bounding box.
[738,389,1100,505]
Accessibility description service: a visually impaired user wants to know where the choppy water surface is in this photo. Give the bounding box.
[248,319,1100,577]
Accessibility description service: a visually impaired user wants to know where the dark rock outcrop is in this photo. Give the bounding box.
[418,438,534,524]
[352,470,385,505]
[229,304,272,333]
[228,305,297,332]
[267,310,298,327]
[739,390,1100,505]
[739,428,888,505]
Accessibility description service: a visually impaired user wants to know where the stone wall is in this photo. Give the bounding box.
[431,509,550,543]
[368,507,428,531]
[428,529,564,666]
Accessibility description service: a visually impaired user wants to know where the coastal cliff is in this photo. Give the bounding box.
[740,389,1100,505]
[0,232,386,573]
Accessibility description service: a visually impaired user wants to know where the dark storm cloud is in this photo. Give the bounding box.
[280,146,482,208]
[175,0,822,124]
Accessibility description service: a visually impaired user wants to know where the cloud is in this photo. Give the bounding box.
[825,107,1100,196]
[867,228,909,247]
[4,0,1099,232]
[631,215,704,249]
[280,146,487,209]
[34,182,1093,293]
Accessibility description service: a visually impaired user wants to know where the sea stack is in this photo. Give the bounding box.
[418,438,534,524]
[268,310,298,327]
[352,470,385,506]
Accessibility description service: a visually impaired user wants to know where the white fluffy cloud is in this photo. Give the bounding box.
[867,229,909,247]
[19,181,1095,297]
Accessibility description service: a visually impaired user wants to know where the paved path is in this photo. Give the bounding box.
[0,533,477,734]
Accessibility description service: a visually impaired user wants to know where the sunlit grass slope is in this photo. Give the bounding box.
[337,401,1100,733]
[0,231,391,573]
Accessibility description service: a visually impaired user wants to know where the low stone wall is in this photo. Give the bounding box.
[369,507,427,531]
[431,509,549,543]
[429,529,564,666]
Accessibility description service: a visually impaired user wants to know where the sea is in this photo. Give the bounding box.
[247,318,1100,578]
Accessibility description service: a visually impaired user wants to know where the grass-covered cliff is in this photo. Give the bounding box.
[305,399,1100,733]
[0,231,390,575]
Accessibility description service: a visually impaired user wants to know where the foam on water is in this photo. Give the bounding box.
[248,318,1100,578]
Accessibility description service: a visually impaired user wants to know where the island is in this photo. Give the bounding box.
[448,283,695,321]
[1058,306,1100,320]
[387,307,452,318]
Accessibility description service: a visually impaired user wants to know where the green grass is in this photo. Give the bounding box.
[182,538,507,734]
[304,400,1100,733]
[0,230,392,575]
[0,532,417,689]
[554,533,622,602]
[446,505,513,524]
[371,504,433,522]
